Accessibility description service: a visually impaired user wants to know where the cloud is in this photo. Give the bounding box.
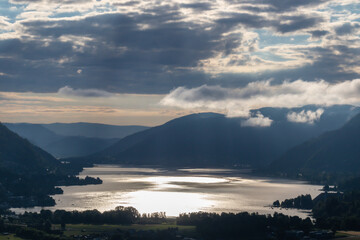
[274,15,324,34]
[0,0,359,95]
[57,86,114,97]
[335,22,360,36]
[308,30,329,38]
[160,79,360,117]
[237,0,330,12]
[10,0,91,4]
[287,108,324,124]
[241,112,273,127]
[0,12,240,93]
[180,2,212,11]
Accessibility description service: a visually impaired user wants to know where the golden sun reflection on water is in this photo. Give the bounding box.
[122,191,213,216]
[11,165,322,218]
[116,176,224,215]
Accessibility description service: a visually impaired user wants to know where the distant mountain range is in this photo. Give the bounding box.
[4,123,148,158]
[4,105,360,171]
[85,105,360,167]
[44,122,149,139]
[270,112,360,174]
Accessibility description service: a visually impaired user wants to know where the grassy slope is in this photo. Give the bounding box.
[54,223,196,237]
[0,234,25,240]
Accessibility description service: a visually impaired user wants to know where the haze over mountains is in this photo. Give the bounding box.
[4,104,360,173]
[85,105,360,168]
[4,123,148,158]
[271,112,360,174]
[44,123,149,139]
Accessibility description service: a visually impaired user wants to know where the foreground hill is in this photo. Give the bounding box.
[0,123,102,209]
[87,106,359,167]
[0,123,62,207]
[4,122,148,158]
[270,113,360,174]
[0,123,59,173]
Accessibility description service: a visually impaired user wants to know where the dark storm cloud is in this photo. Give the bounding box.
[207,41,360,88]
[24,13,224,57]
[335,22,360,36]
[179,2,213,11]
[216,13,323,33]
[0,12,242,93]
[0,38,80,92]
[309,30,329,38]
[0,38,73,60]
[237,0,330,12]
[216,13,268,30]
[10,0,91,4]
[0,0,358,95]
[112,1,140,7]
[259,45,360,84]
[274,15,324,33]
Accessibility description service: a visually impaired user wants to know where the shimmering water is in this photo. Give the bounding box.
[13,165,322,217]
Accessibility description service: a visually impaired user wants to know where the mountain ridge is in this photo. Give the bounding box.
[269,112,360,174]
[0,123,59,173]
[83,105,360,167]
[4,122,149,158]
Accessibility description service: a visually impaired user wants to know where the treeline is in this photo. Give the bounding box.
[15,228,69,240]
[273,177,360,232]
[313,191,360,230]
[19,206,167,226]
[273,194,313,209]
[21,206,140,225]
[177,212,313,239]
[0,207,170,240]
[0,166,102,209]
[10,209,316,240]
[56,176,102,186]
[1,218,70,240]
[0,169,59,209]
[338,176,360,191]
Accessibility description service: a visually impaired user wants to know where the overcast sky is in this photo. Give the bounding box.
[0,0,359,125]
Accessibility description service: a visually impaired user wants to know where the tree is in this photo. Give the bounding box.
[61,222,66,231]
[0,217,4,231]
[44,220,52,232]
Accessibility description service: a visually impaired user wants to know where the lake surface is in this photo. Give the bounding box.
[13,165,322,218]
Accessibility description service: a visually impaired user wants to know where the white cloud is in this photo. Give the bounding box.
[57,86,113,97]
[287,108,324,124]
[160,79,360,118]
[241,112,273,127]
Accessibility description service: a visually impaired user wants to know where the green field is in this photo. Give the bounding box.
[336,231,360,240]
[54,223,196,237]
[0,234,24,240]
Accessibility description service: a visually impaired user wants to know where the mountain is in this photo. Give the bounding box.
[0,123,59,173]
[43,122,149,139]
[269,112,360,174]
[4,123,62,148]
[87,105,360,167]
[45,136,119,158]
[4,122,147,158]
[0,123,102,209]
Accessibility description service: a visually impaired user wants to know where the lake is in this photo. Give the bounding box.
[13,165,322,218]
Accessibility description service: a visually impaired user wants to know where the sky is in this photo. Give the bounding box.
[0,0,359,126]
